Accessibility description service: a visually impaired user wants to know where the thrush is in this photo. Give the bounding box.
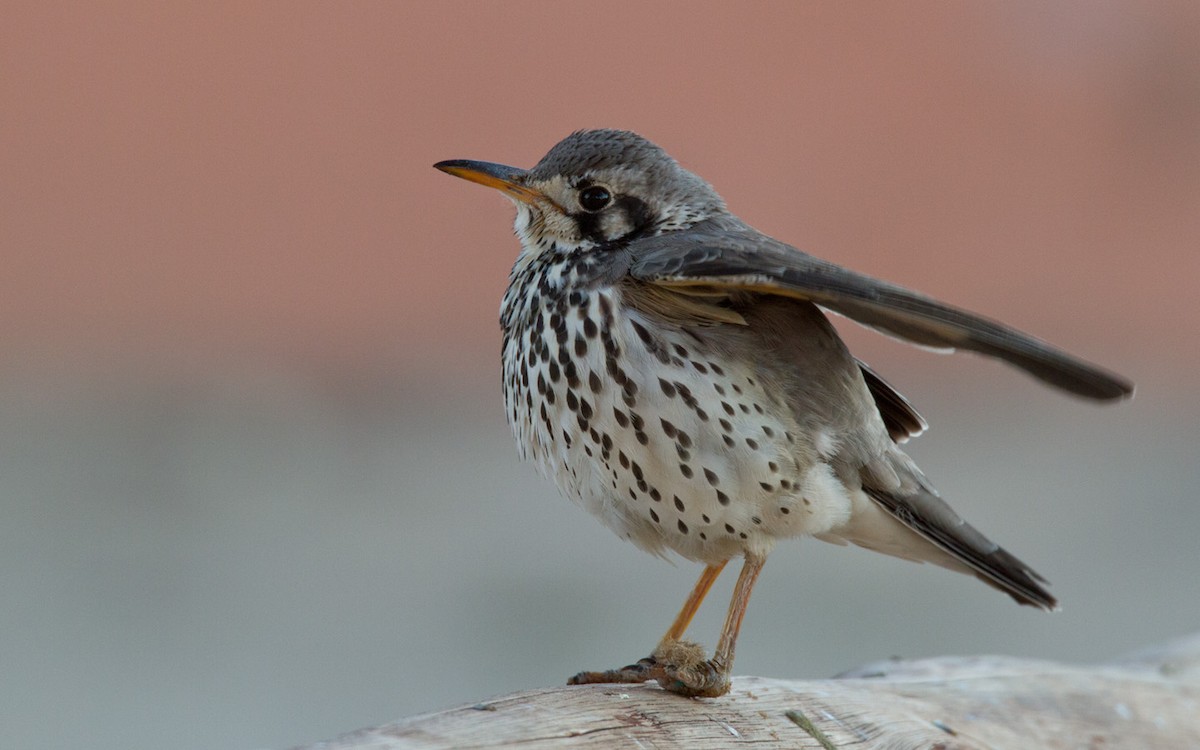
[434,129,1133,698]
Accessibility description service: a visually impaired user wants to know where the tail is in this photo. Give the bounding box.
[818,452,1057,611]
[862,483,1057,610]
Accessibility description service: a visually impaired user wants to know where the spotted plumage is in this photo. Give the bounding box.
[436,129,1132,697]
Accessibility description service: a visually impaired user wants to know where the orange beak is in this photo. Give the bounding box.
[434,159,544,205]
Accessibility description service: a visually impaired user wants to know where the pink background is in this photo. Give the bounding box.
[3,3,1198,749]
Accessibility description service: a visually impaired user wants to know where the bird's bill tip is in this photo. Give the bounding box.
[433,159,542,204]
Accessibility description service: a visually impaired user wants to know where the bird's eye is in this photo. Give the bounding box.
[578,185,612,212]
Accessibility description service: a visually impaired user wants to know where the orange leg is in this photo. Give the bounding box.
[713,553,764,671]
[567,556,768,697]
[654,552,767,697]
[661,561,728,643]
[567,561,729,687]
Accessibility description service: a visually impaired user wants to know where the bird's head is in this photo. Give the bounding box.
[435,129,727,257]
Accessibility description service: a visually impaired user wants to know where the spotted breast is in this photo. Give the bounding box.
[501,248,866,565]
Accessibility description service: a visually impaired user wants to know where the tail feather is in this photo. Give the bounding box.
[861,479,1058,611]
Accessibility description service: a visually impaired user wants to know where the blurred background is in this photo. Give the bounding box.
[3,2,1199,749]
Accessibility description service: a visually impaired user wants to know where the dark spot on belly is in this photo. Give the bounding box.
[659,418,678,438]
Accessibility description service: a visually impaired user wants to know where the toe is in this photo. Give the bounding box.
[567,656,658,686]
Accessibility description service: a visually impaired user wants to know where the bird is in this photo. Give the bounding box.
[433,129,1133,698]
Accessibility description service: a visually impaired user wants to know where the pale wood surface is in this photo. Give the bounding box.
[294,633,1200,749]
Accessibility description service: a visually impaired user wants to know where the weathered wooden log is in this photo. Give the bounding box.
[294,633,1200,749]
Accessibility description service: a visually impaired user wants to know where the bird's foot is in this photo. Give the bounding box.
[567,656,659,686]
[651,639,731,697]
[567,639,731,697]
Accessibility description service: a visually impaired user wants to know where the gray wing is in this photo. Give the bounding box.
[630,224,1134,401]
[858,360,926,443]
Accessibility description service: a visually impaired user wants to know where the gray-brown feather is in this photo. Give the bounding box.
[640,287,1057,610]
[462,128,1117,614]
[858,360,927,443]
[629,221,1133,401]
[860,476,1057,610]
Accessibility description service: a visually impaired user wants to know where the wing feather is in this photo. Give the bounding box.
[858,360,926,443]
[630,225,1134,401]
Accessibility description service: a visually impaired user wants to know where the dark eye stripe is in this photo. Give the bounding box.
[574,195,654,246]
